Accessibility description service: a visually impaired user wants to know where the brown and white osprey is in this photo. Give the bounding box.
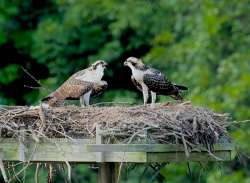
[42,60,108,107]
[124,57,188,106]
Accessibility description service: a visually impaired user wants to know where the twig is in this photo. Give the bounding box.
[24,85,43,90]
[47,164,53,183]
[65,161,72,183]
[11,162,21,183]
[35,163,40,183]
[21,67,51,93]
[0,159,8,182]
[7,163,32,183]
[21,67,42,87]
[0,103,230,163]
[38,105,46,132]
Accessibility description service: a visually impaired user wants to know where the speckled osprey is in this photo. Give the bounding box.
[42,60,108,107]
[124,57,188,106]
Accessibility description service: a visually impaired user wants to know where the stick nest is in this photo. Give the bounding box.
[0,102,230,147]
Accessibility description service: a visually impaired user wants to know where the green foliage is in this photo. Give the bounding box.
[0,0,250,182]
[207,169,250,183]
[0,64,19,84]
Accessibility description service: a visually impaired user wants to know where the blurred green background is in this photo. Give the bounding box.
[0,0,250,182]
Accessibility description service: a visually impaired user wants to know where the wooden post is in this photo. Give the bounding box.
[96,125,119,183]
[19,125,26,162]
[96,125,104,162]
[98,163,119,183]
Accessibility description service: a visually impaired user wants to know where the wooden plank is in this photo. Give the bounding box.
[88,143,234,152]
[0,139,95,161]
[0,140,19,161]
[0,150,231,163]
[0,138,233,152]
[26,141,96,162]
[105,152,147,162]
[147,151,232,162]
[0,138,234,162]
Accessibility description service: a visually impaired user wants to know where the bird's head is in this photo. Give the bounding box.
[124,57,145,70]
[91,60,108,70]
[89,60,108,81]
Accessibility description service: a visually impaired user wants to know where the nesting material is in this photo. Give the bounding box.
[0,102,230,148]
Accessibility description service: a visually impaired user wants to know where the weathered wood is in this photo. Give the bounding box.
[96,125,104,162]
[0,138,234,163]
[147,151,231,162]
[98,163,119,183]
[98,163,110,183]
[96,126,120,183]
[18,126,26,162]
[0,138,234,152]
[88,143,234,152]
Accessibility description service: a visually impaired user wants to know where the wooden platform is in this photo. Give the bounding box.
[0,138,234,163]
[0,105,234,182]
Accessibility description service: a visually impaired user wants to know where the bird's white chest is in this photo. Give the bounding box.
[76,68,104,82]
[131,69,148,83]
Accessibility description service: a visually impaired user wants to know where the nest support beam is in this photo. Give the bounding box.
[0,105,234,183]
[96,125,120,183]
[98,163,119,183]
[0,138,234,183]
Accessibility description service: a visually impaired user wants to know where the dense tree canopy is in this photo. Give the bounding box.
[0,0,249,182]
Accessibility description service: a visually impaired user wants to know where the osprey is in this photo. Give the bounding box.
[42,60,108,107]
[124,57,188,106]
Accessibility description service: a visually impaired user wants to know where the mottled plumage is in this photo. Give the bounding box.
[124,57,188,106]
[42,60,108,107]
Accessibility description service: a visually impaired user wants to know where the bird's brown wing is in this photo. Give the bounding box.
[41,68,94,106]
[43,78,94,102]
[55,79,94,100]
[131,76,142,92]
[91,81,108,97]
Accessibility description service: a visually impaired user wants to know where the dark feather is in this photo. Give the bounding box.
[174,84,188,90]
[143,72,186,100]
[143,73,175,94]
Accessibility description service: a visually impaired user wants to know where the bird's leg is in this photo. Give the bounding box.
[83,90,92,106]
[141,84,149,106]
[80,96,85,107]
[150,91,156,107]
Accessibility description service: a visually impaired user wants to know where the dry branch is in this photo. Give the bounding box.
[0,102,230,149]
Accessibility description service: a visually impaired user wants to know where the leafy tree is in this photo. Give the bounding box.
[0,0,249,182]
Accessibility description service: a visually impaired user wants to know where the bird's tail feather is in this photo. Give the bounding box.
[174,84,188,91]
